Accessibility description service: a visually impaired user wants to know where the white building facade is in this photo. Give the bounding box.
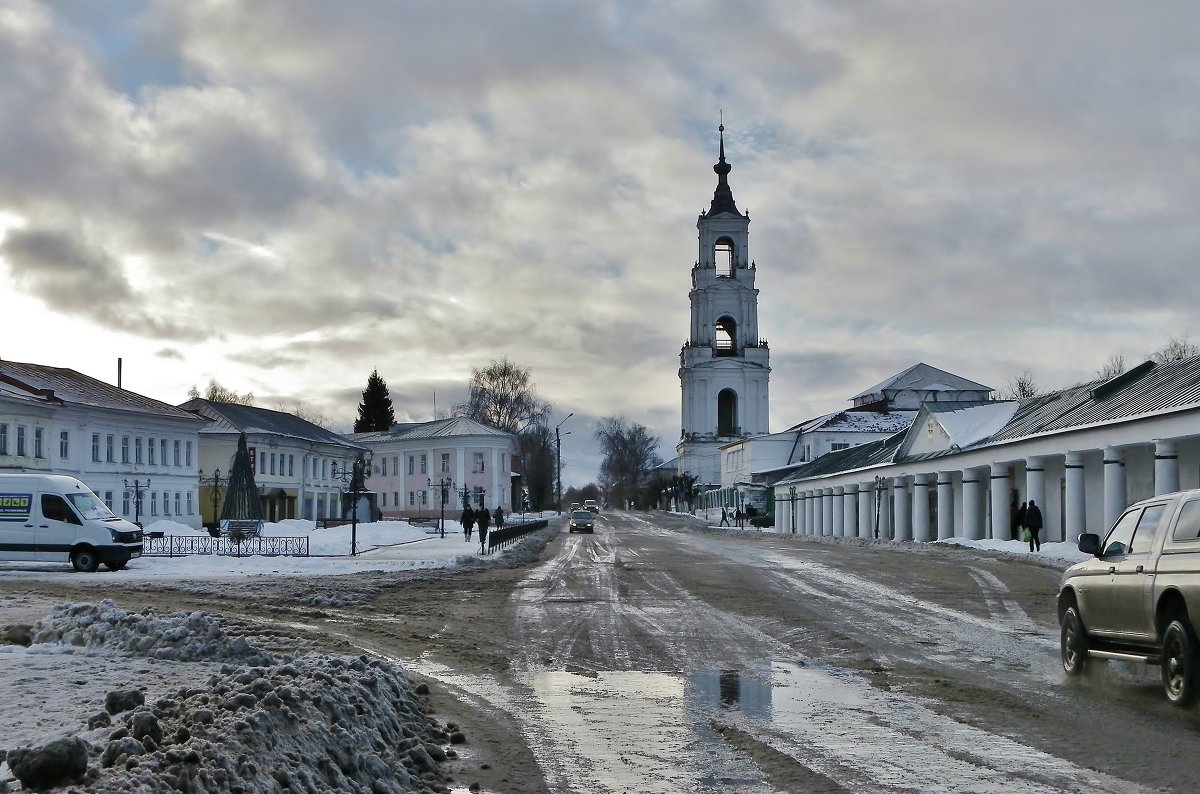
[677,125,771,489]
[351,417,518,519]
[0,361,206,529]
[772,358,1200,544]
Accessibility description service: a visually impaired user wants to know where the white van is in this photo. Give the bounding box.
[0,474,143,572]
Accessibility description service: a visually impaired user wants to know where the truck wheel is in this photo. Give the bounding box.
[104,561,127,572]
[1162,619,1199,707]
[1060,606,1089,676]
[71,547,100,573]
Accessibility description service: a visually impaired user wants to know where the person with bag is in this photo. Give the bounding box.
[493,505,504,528]
[1025,499,1044,552]
[1015,501,1027,542]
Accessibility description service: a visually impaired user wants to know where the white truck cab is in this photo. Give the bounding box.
[0,474,143,572]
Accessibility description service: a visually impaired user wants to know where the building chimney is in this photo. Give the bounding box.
[118,358,123,389]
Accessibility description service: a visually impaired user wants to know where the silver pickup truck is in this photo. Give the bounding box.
[1058,489,1200,706]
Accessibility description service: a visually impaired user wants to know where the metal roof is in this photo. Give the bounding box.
[776,432,906,486]
[852,362,992,401]
[182,399,364,449]
[0,360,204,422]
[348,416,514,443]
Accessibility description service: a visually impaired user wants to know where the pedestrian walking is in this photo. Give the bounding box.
[734,508,744,528]
[1015,501,1027,542]
[720,507,730,527]
[493,505,504,528]
[477,505,491,554]
[1026,499,1044,552]
[461,506,475,542]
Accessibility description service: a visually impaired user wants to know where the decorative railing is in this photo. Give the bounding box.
[485,519,549,555]
[142,535,309,557]
[215,535,309,557]
[142,535,214,557]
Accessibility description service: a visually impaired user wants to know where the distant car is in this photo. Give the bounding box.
[568,510,595,533]
[584,500,599,513]
[570,502,581,512]
[749,512,774,528]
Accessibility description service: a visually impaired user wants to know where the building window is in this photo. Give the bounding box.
[122,492,130,516]
[121,436,130,463]
[160,439,167,466]
[150,492,158,516]
[473,453,484,473]
[174,492,181,515]
[148,438,156,465]
[186,441,193,467]
[501,453,506,473]
[104,491,113,511]
[162,490,170,515]
[409,491,416,506]
[288,455,294,477]
[0,424,8,455]
[135,437,143,464]
[393,492,399,506]
[270,452,276,476]
[105,434,114,462]
[14,426,25,457]
[441,453,449,473]
[473,486,485,507]
[381,493,387,507]
[392,456,398,476]
[322,459,328,479]
[408,456,415,475]
[34,427,44,458]
[186,491,194,515]
[420,454,427,474]
[91,433,100,462]
[173,440,181,466]
[59,430,69,459]
[830,442,851,452]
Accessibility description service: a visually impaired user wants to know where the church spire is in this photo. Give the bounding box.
[708,122,740,216]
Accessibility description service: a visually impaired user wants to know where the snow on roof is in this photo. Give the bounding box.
[1,360,204,422]
[819,411,916,434]
[852,363,992,401]
[933,401,1020,449]
[349,416,514,443]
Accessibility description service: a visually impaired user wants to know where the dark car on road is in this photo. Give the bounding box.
[568,510,595,534]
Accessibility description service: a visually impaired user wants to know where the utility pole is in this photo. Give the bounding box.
[555,413,573,515]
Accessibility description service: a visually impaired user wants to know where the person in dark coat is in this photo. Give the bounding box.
[477,505,490,554]
[720,507,730,527]
[1015,501,1027,542]
[493,505,504,528]
[460,506,475,542]
[1025,499,1044,552]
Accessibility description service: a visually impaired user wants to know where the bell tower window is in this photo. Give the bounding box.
[717,389,738,436]
[715,237,734,277]
[715,316,737,356]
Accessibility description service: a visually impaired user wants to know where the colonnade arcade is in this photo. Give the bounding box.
[775,432,1200,543]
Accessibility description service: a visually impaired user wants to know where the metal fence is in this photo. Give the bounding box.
[485,519,549,554]
[142,535,309,558]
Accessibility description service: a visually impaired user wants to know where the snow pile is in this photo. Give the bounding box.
[4,601,461,793]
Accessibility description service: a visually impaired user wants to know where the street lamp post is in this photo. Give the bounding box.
[874,475,887,540]
[555,413,573,515]
[333,453,372,556]
[197,469,228,534]
[123,478,150,528]
[429,477,453,539]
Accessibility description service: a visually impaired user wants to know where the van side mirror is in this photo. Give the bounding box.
[1078,533,1101,556]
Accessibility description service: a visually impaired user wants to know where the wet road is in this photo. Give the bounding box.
[409,511,1199,793]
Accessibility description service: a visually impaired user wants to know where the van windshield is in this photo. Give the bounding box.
[66,491,117,521]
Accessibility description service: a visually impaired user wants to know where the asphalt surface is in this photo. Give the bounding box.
[4,510,1199,792]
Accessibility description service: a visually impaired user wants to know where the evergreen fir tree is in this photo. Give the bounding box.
[354,369,395,432]
[220,433,264,524]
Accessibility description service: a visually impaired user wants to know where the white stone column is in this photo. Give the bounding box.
[832,486,845,537]
[1064,452,1086,542]
[912,473,932,542]
[990,463,1011,542]
[822,487,835,536]
[813,490,824,536]
[805,490,816,536]
[858,483,873,539]
[937,471,955,540]
[878,480,892,539]
[1025,455,1047,538]
[843,484,858,538]
[1155,439,1180,496]
[893,477,911,541]
[962,467,984,540]
[1103,447,1126,532]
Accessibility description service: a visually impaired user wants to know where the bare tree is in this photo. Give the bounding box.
[453,358,551,434]
[518,420,555,511]
[275,399,332,429]
[998,369,1042,400]
[594,416,663,505]
[1150,334,1200,364]
[188,379,254,405]
[1096,354,1127,381]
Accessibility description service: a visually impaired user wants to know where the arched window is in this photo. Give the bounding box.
[715,316,737,356]
[717,389,738,436]
[714,237,735,277]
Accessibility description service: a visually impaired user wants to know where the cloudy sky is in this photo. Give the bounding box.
[2,1,1198,486]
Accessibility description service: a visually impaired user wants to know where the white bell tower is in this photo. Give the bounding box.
[676,124,771,488]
